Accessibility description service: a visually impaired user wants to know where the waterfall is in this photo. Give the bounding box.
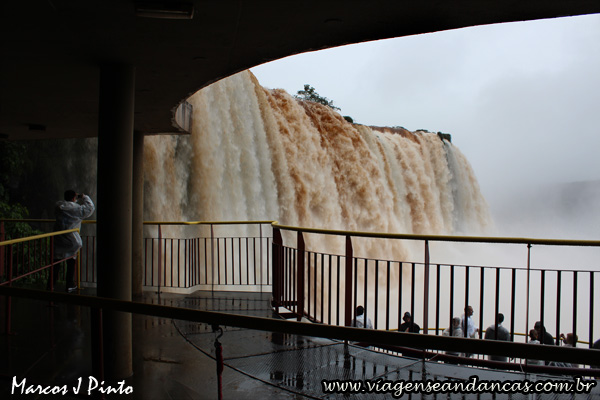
[144,70,493,260]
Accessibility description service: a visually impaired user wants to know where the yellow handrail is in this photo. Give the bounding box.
[0,228,79,247]
[0,218,96,224]
[143,220,276,226]
[270,222,600,247]
[4,218,600,247]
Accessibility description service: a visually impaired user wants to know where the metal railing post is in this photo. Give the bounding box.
[556,271,562,345]
[77,249,81,290]
[157,225,162,296]
[0,221,5,277]
[572,271,577,345]
[210,224,215,293]
[479,268,485,339]
[423,240,430,334]
[272,228,283,306]
[296,231,305,321]
[590,271,594,349]
[525,243,531,344]
[344,235,353,327]
[259,224,263,288]
[5,244,13,334]
[464,267,470,337]
[49,237,55,292]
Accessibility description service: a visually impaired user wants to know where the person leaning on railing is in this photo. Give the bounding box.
[351,305,373,329]
[398,312,421,333]
[48,190,95,292]
[526,329,543,365]
[442,317,464,358]
[533,321,555,345]
[484,313,511,362]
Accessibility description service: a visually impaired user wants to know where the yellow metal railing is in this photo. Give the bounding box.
[270,222,600,354]
[0,228,79,247]
[3,219,600,349]
[271,222,600,247]
[2,219,600,370]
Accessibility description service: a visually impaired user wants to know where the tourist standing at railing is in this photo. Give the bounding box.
[558,332,578,368]
[484,313,511,362]
[534,321,555,345]
[461,306,478,357]
[548,332,578,368]
[526,329,543,365]
[351,306,373,329]
[443,317,463,357]
[528,329,540,345]
[398,312,421,333]
[461,306,478,338]
[560,332,577,347]
[533,321,556,365]
[49,190,95,292]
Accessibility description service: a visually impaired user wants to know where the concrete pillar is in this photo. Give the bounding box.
[132,130,144,298]
[97,63,135,380]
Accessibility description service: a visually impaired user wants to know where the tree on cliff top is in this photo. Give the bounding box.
[295,84,341,111]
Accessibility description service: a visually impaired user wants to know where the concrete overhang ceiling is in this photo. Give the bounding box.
[1,0,599,141]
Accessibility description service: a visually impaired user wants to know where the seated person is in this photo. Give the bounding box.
[351,306,373,329]
[558,332,578,368]
[398,312,420,333]
[526,329,542,365]
[442,317,463,357]
[534,321,555,345]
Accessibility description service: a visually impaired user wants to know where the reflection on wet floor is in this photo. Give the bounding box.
[2,290,600,399]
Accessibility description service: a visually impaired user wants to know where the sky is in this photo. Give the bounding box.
[250,13,600,239]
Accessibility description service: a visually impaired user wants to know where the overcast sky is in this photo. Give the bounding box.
[251,13,600,234]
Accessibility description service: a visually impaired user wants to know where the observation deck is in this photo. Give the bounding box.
[1,220,600,399]
[4,289,599,399]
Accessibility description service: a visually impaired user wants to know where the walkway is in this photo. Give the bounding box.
[1,289,599,399]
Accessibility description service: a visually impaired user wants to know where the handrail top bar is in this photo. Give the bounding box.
[0,228,79,247]
[1,218,56,223]
[3,218,600,247]
[0,218,96,224]
[272,223,600,247]
[0,219,273,226]
[143,220,277,226]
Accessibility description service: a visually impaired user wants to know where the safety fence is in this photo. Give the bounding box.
[3,219,600,373]
[0,220,273,294]
[271,223,600,368]
[139,222,272,292]
[0,222,79,289]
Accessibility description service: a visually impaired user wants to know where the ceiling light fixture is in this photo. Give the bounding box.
[135,2,194,20]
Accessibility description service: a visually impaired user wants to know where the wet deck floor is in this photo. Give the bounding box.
[1,289,598,399]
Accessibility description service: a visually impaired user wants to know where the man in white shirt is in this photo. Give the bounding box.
[50,190,95,292]
[461,305,478,338]
[351,306,373,329]
[443,317,464,357]
[460,305,478,357]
